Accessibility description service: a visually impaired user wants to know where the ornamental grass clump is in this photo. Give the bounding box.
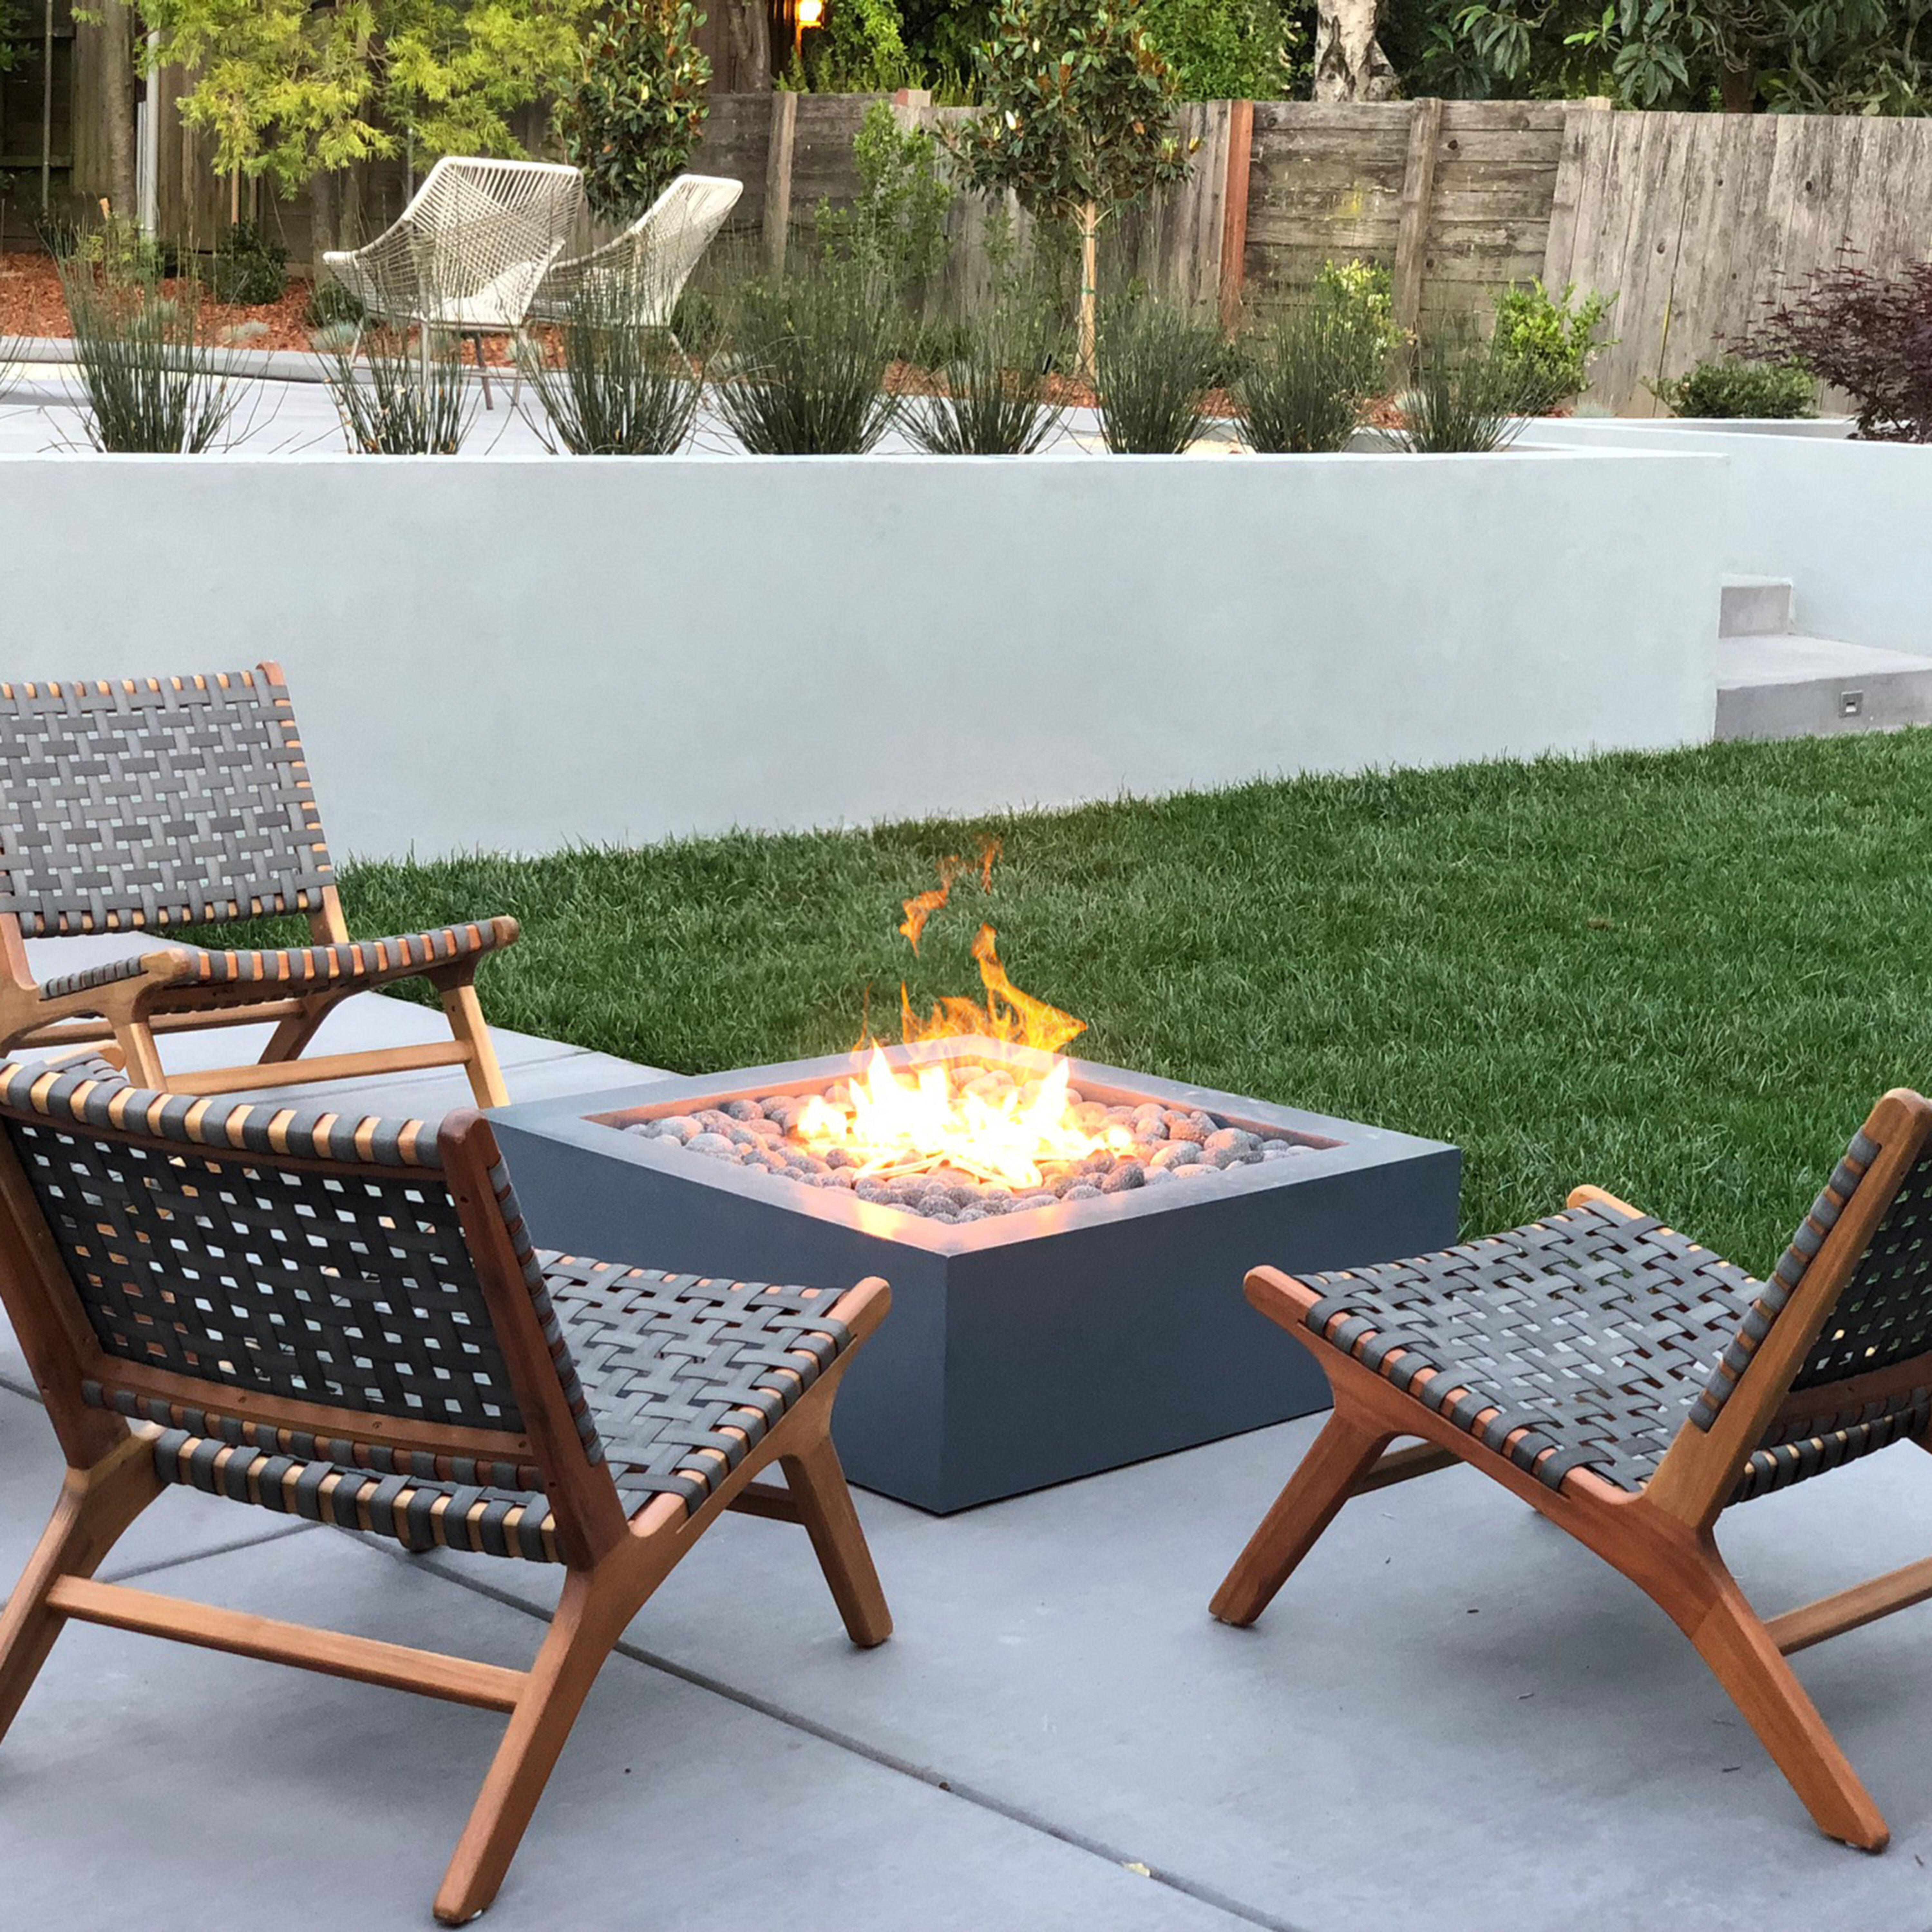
[1384,323,1541,454]
[518,268,706,455]
[1093,296,1219,454]
[1233,303,1383,453]
[59,258,247,454]
[713,265,899,455]
[902,292,1064,455]
[316,322,479,455]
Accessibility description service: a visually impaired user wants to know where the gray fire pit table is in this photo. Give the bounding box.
[489,1038,1459,1512]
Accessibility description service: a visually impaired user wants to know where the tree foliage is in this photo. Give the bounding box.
[554,0,710,221]
[950,0,1192,224]
[139,0,591,193]
[1139,0,1302,98]
[1394,0,1932,114]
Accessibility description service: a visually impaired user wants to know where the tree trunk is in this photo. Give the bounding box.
[1313,0,1398,103]
[100,0,136,217]
[696,0,772,90]
[1077,199,1099,385]
[309,170,336,265]
[1719,61,1757,112]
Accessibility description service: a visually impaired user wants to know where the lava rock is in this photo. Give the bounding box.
[685,1132,736,1158]
[1063,1182,1102,1200]
[825,1147,861,1169]
[1175,1161,1222,1181]
[1150,1141,1203,1170]
[1204,1127,1259,1156]
[724,1099,762,1122]
[1100,1162,1145,1193]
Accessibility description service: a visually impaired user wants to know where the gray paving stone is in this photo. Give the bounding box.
[0,1509,1253,1932]
[424,1412,1932,1932]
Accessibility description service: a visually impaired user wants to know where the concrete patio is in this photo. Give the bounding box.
[1,947,1928,1932]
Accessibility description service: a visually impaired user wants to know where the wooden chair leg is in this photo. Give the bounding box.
[1682,1552,1890,1851]
[779,1430,892,1648]
[434,1562,639,1926]
[110,1018,166,1089]
[0,1437,161,1744]
[257,993,344,1067]
[1210,1404,1393,1628]
[438,980,510,1110]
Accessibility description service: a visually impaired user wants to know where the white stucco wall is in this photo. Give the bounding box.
[1520,419,1932,657]
[0,448,1722,859]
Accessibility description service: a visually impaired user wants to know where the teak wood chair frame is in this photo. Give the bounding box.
[0,1058,892,1923]
[0,662,515,1107]
[1212,1087,1932,1853]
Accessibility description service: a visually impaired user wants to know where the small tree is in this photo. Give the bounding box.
[556,0,712,224]
[951,0,1191,379]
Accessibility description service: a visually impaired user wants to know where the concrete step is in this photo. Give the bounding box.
[1719,574,1795,638]
[1716,635,1932,742]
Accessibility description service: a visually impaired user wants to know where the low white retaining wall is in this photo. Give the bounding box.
[0,450,1722,859]
[1521,418,1932,656]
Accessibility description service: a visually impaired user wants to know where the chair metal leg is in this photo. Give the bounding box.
[472,332,494,410]
[779,1429,892,1647]
[0,1438,161,1745]
[1210,1404,1393,1627]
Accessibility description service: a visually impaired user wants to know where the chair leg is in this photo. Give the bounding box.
[434,1563,638,1925]
[1681,1550,1889,1851]
[472,333,494,410]
[258,992,344,1068]
[1210,1404,1393,1627]
[108,1017,166,1090]
[779,1430,892,1647]
[0,1438,161,1744]
[437,980,510,1109]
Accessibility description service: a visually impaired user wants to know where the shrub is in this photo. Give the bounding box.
[901,291,1063,454]
[817,102,954,321]
[1383,323,1540,454]
[1234,302,1381,453]
[556,0,712,223]
[1740,253,1932,441]
[519,270,706,455]
[317,325,478,455]
[1653,356,1816,420]
[209,219,289,305]
[1093,296,1218,454]
[71,210,163,290]
[304,276,365,330]
[1138,0,1299,99]
[815,0,910,90]
[1313,258,1400,381]
[714,265,899,454]
[1490,279,1615,412]
[59,259,246,453]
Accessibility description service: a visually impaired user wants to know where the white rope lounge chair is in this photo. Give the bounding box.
[527,174,743,332]
[322,156,586,406]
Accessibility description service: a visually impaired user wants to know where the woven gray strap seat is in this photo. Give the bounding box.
[1298,1202,1932,1501]
[1212,1087,1932,1860]
[0,664,517,1106]
[0,1056,893,1922]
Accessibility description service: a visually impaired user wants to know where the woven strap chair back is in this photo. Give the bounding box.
[0,668,331,936]
[1694,1109,1932,1443]
[0,1060,604,1467]
[402,158,583,320]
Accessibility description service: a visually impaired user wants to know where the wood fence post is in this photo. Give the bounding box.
[1218,97,1255,333]
[1391,96,1442,340]
[763,90,798,275]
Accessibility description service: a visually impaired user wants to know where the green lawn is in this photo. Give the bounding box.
[305,730,1932,1272]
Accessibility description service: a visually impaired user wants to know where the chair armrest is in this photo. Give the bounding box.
[1566,1184,1649,1219]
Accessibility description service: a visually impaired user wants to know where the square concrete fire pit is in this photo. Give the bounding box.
[490,1038,1458,1512]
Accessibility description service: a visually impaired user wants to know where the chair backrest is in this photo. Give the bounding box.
[402,157,585,324]
[0,1057,608,1511]
[1689,1089,1932,1451]
[541,174,742,327]
[0,662,332,936]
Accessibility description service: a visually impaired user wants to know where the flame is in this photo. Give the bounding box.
[901,924,1085,1055]
[797,844,1124,1195]
[797,1048,1133,1191]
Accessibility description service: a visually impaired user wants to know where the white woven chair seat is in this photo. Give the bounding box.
[529,174,742,327]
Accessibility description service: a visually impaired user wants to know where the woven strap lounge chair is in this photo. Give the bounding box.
[1211,1088,1932,1852]
[0,661,517,1106]
[526,173,743,330]
[0,1056,891,1923]
[322,156,586,406]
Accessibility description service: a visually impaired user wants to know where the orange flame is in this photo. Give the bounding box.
[900,924,1085,1055]
[897,835,1001,955]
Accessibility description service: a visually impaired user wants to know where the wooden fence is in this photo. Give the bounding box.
[14,71,1932,412]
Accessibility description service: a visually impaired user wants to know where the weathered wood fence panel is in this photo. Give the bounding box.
[1544,109,1932,412]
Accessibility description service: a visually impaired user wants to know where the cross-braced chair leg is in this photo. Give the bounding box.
[435,1559,647,1926]
[780,1428,893,1647]
[0,1437,160,1743]
[1209,1405,1392,1627]
[1670,1542,1889,1851]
